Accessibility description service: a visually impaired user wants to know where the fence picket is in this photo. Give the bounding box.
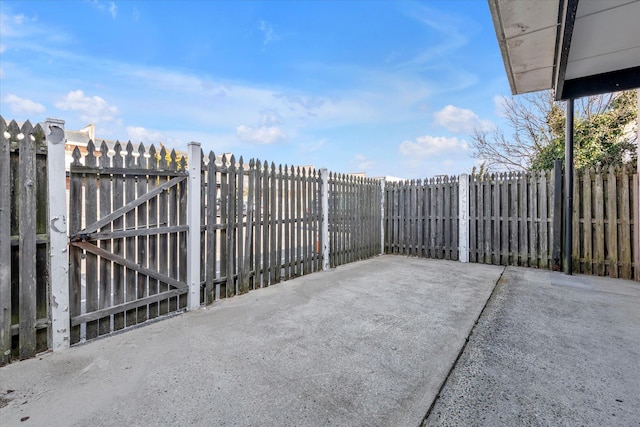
[539,171,548,268]
[0,119,11,364]
[158,148,169,315]
[69,147,83,342]
[84,141,99,339]
[594,166,605,275]
[583,168,593,274]
[606,166,619,278]
[136,144,149,323]
[147,146,160,315]
[619,167,631,279]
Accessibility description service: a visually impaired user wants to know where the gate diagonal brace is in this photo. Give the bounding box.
[76,175,186,237]
[71,241,188,291]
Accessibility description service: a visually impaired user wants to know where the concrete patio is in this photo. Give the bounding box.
[1,256,638,426]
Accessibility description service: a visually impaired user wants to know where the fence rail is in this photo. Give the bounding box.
[0,119,50,364]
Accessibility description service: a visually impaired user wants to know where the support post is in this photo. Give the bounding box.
[564,98,574,275]
[552,159,563,271]
[46,118,70,351]
[458,174,469,262]
[320,168,330,271]
[380,178,385,255]
[186,142,201,310]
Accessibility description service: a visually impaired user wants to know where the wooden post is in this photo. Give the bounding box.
[46,119,69,351]
[320,169,330,271]
[458,174,469,262]
[186,142,201,310]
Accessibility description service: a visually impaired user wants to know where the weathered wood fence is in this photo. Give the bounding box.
[468,170,556,268]
[328,173,383,267]
[384,176,459,260]
[2,113,638,364]
[68,141,189,345]
[0,119,50,364]
[201,155,323,304]
[387,168,638,280]
[572,165,637,279]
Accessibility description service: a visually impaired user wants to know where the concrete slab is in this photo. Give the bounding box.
[0,256,503,427]
[425,266,640,426]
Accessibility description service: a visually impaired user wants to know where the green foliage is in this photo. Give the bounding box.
[530,90,637,171]
[471,90,637,172]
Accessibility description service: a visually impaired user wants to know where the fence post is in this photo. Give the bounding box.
[380,178,385,255]
[458,174,469,262]
[46,118,69,351]
[320,168,330,271]
[186,142,202,310]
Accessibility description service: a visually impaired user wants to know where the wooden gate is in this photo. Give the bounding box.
[68,140,188,344]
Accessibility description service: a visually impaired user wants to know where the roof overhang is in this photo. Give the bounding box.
[489,0,640,100]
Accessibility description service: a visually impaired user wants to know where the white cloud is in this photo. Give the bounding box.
[3,94,46,114]
[259,109,282,126]
[236,125,287,144]
[259,20,280,46]
[109,2,117,19]
[0,44,6,53]
[399,135,468,158]
[88,1,117,19]
[127,126,164,144]
[434,105,494,134]
[353,154,375,171]
[55,90,120,124]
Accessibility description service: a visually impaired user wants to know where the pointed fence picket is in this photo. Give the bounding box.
[200,154,326,303]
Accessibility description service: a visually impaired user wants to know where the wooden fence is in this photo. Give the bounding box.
[386,168,637,280]
[201,155,323,304]
[328,173,382,267]
[3,114,638,363]
[0,119,50,364]
[68,141,189,345]
[572,165,637,279]
[468,170,556,268]
[384,176,459,260]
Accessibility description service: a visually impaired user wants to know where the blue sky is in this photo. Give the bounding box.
[0,0,510,178]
